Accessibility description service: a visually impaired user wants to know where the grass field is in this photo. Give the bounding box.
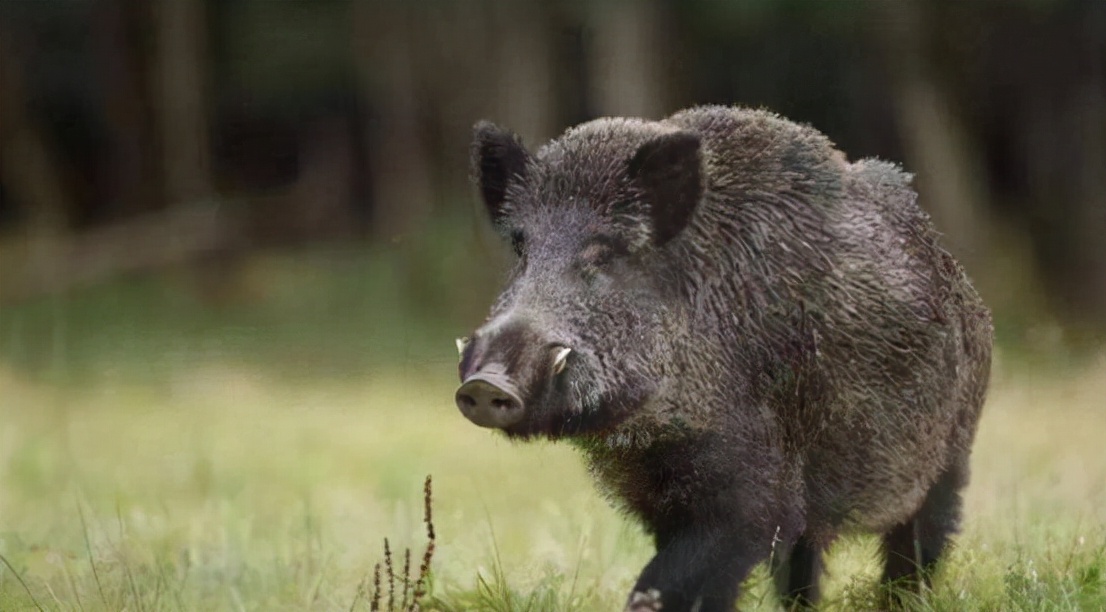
[1,252,1104,611]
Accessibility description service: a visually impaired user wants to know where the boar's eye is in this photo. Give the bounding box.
[509,229,526,256]
[578,238,625,268]
[580,244,613,268]
[577,241,621,285]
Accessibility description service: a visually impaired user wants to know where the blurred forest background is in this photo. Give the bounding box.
[1,0,1105,373]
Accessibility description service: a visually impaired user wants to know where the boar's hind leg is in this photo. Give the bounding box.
[771,534,823,609]
[881,458,969,599]
[626,526,761,612]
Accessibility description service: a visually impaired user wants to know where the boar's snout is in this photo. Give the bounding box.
[455,318,578,431]
[455,373,525,428]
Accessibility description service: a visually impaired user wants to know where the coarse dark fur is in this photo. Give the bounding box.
[458,105,993,611]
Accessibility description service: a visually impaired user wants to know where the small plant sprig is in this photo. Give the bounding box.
[366,475,436,612]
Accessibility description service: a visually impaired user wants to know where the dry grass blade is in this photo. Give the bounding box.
[371,562,381,611]
[0,551,47,612]
[366,476,436,611]
[77,500,108,607]
[413,475,436,604]
[401,548,411,610]
[384,538,394,610]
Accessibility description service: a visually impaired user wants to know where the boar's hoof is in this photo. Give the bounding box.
[625,589,664,612]
[455,374,524,428]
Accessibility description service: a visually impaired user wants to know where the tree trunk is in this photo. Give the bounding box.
[0,36,73,234]
[489,1,557,144]
[153,0,211,207]
[96,0,160,218]
[353,3,434,244]
[1068,5,1106,322]
[585,0,672,119]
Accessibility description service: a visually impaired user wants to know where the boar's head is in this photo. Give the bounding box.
[455,118,704,439]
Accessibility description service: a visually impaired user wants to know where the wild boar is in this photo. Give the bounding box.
[455,105,992,611]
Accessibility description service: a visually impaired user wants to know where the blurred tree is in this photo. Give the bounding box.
[354,2,433,245]
[154,0,212,208]
[0,35,74,235]
[96,0,159,219]
[585,0,673,119]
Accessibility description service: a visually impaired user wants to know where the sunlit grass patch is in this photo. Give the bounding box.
[0,361,651,610]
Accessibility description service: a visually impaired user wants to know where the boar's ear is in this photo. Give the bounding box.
[471,121,531,228]
[628,131,703,246]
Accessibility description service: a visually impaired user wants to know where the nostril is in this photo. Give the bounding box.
[457,393,477,409]
[491,397,516,410]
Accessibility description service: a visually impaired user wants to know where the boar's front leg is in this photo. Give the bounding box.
[624,517,769,612]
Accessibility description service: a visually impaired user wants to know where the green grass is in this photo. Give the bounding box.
[1,249,1104,611]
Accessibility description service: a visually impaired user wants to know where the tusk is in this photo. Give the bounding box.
[552,346,572,375]
[455,337,469,360]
